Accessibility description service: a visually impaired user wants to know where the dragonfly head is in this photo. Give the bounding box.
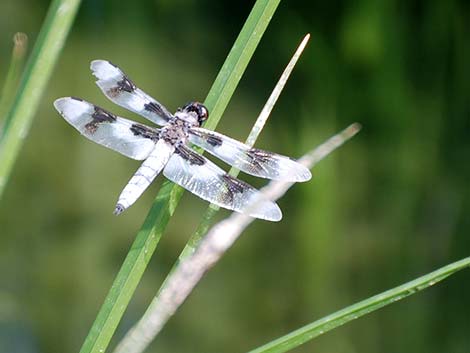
[181,101,209,126]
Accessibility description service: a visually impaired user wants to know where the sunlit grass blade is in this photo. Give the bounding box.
[248,256,470,353]
[0,33,28,129]
[112,123,360,353]
[244,34,311,147]
[0,0,81,198]
[78,1,281,353]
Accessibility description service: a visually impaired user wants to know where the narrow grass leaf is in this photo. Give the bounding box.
[0,0,81,198]
[0,33,28,129]
[79,1,281,353]
[112,123,360,353]
[248,256,470,353]
[203,0,282,131]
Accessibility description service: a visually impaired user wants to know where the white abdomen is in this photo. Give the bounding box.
[114,139,174,214]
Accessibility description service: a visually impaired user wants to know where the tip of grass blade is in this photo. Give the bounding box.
[344,122,362,139]
[299,33,310,50]
[12,32,28,58]
[349,122,362,132]
[0,32,29,136]
[246,34,311,148]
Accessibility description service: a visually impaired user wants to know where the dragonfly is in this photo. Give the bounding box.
[53,60,311,221]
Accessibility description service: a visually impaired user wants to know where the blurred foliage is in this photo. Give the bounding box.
[0,1,469,353]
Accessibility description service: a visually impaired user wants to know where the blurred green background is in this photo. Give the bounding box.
[1,0,469,352]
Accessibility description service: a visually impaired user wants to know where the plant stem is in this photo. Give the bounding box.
[0,0,81,198]
[248,256,470,353]
[0,33,28,129]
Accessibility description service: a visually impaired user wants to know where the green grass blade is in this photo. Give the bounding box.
[79,1,281,353]
[203,0,281,131]
[248,256,470,353]
[79,181,178,353]
[0,0,81,198]
[0,33,28,128]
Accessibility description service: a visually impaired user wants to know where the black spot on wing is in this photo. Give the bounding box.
[130,123,160,142]
[85,106,116,134]
[117,76,136,93]
[92,106,116,123]
[176,146,205,166]
[247,148,274,161]
[107,76,136,98]
[220,174,249,203]
[207,134,223,147]
[71,96,84,102]
[144,101,171,121]
[246,148,277,173]
[221,174,247,194]
[189,130,223,147]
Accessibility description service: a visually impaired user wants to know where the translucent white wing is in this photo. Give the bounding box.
[54,97,159,160]
[163,145,282,221]
[115,139,174,214]
[90,60,173,126]
[188,127,312,182]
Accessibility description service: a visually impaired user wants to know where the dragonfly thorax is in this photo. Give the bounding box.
[162,101,209,146]
[160,119,190,146]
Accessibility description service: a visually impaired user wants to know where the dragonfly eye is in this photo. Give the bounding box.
[183,101,209,125]
[197,104,209,124]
